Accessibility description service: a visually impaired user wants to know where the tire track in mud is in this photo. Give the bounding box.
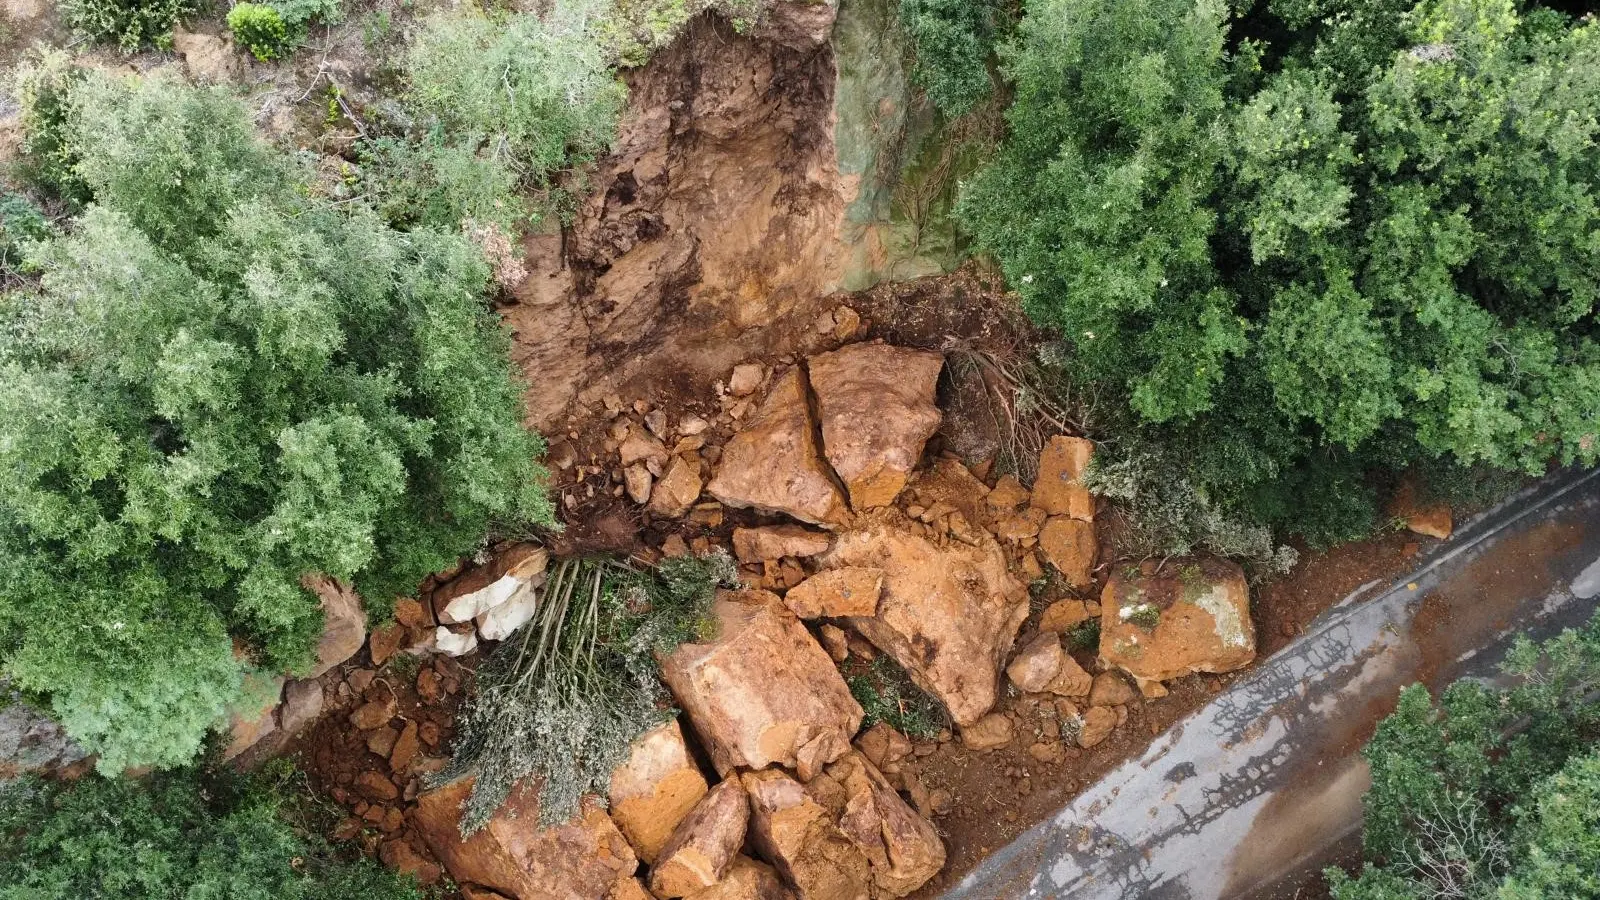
[940,468,1600,900]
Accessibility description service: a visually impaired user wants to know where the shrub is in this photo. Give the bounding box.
[899,0,1005,117]
[0,191,51,277]
[438,551,736,833]
[959,0,1600,544]
[848,656,948,739]
[0,70,553,773]
[0,767,424,900]
[228,3,292,61]
[1328,612,1600,898]
[58,0,194,49]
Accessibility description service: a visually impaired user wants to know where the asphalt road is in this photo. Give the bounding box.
[941,468,1600,900]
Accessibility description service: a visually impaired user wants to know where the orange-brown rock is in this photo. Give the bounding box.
[650,779,750,898]
[904,457,991,532]
[960,712,1013,751]
[821,513,1029,726]
[1031,436,1095,520]
[1389,480,1453,539]
[303,575,367,678]
[659,591,863,774]
[783,567,883,620]
[1088,671,1138,708]
[825,752,945,896]
[707,368,849,527]
[413,777,637,900]
[983,474,1031,520]
[1038,598,1094,633]
[1077,705,1117,749]
[682,856,796,900]
[853,723,912,772]
[380,839,442,885]
[732,524,834,564]
[369,622,406,668]
[990,506,1046,544]
[742,768,871,900]
[608,720,709,863]
[221,670,283,761]
[650,456,705,518]
[807,342,944,510]
[1098,558,1256,690]
[607,879,652,900]
[1045,654,1092,699]
[1005,632,1063,694]
[1037,517,1096,587]
[432,544,548,626]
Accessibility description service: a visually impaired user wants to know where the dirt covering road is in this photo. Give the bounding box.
[940,468,1600,900]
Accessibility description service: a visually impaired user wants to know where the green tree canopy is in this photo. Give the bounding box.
[0,66,551,773]
[959,0,1600,541]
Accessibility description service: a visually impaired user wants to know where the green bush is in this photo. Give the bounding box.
[0,767,424,900]
[847,656,948,739]
[0,69,553,773]
[0,191,52,276]
[1328,612,1600,898]
[899,0,1005,117]
[58,0,194,49]
[960,0,1600,543]
[228,3,292,60]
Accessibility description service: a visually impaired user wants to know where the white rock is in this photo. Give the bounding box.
[437,548,548,625]
[476,585,539,641]
[435,627,479,657]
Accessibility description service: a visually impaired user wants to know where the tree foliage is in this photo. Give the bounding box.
[0,767,424,900]
[1329,613,1600,898]
[57,0,195,50]
[900,0,1006,117]
[960,0,1600,541]
[0,68,552,773]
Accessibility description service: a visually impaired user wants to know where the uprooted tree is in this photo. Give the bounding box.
[0,64,553,773]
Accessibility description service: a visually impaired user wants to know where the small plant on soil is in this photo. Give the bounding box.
[437,550,736,834]
[1065,619,1101,653]
[848,656,948,740]
[1126,605,1162,631]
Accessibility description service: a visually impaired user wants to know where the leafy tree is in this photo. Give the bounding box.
[0,69,552,772]
[960,0,1600,542]
[899,0,1007,117]
[1328,613,1600,898]
[0,766,424,899]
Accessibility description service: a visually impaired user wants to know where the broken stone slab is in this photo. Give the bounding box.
[302,575,367,679]
[904,457,991,533]
[0,681,88,778]
[649,778,750,898]
[659,590,862,775]
[1031,435,1095,520]
[1098,558,1256,689]
[1045,654,1092,698]
[807,342,944,510]
[782,567,883,620]
[706,367,849,527]
[1005,632,1063,694]
[732,524,833,564]
[476,586,539,642]
[413,776,637,900]
[821,512,1029,726]
[1038,598,1095,633]
[650,456,705,518]
[433,545,549,626]
[681,856,796,900]
[1037,516,1096,588]
[608,719,709,864]
[741,768,871,900]
[434,626,479,657]
[822,752,945,897]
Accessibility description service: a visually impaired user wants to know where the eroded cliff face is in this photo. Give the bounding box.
[505,3,851,427]
[503,0,962,429]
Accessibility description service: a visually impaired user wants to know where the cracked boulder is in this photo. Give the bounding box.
[431,544,548,627]
[814,752,945,897]
[413,776,637,900]
[706,367,849,526]
[302,575,367,678]
[742,768,871,900]
[659,590,863,775]
[1098,558,1256,689]
[820,512,1028,726]
[607,720,709,863]
[649,778,750,897]
[807,342,944,510]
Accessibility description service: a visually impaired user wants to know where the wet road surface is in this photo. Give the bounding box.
[941,468,1600,900]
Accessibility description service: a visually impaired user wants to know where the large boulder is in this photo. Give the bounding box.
[707,368,849,527]
[0,681,87,778]
[650,779,750,898]
[820,513,1029,726]
[1098,558,1256,689]
[608,720,709,863]
[742,769,871,900]
[302,575,367,678]
[413,776,637,900]
[816,752,945,897]
[807,342,944,510]
[659,591,863,775]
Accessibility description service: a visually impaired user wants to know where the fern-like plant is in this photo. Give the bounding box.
[436,550,735,834]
